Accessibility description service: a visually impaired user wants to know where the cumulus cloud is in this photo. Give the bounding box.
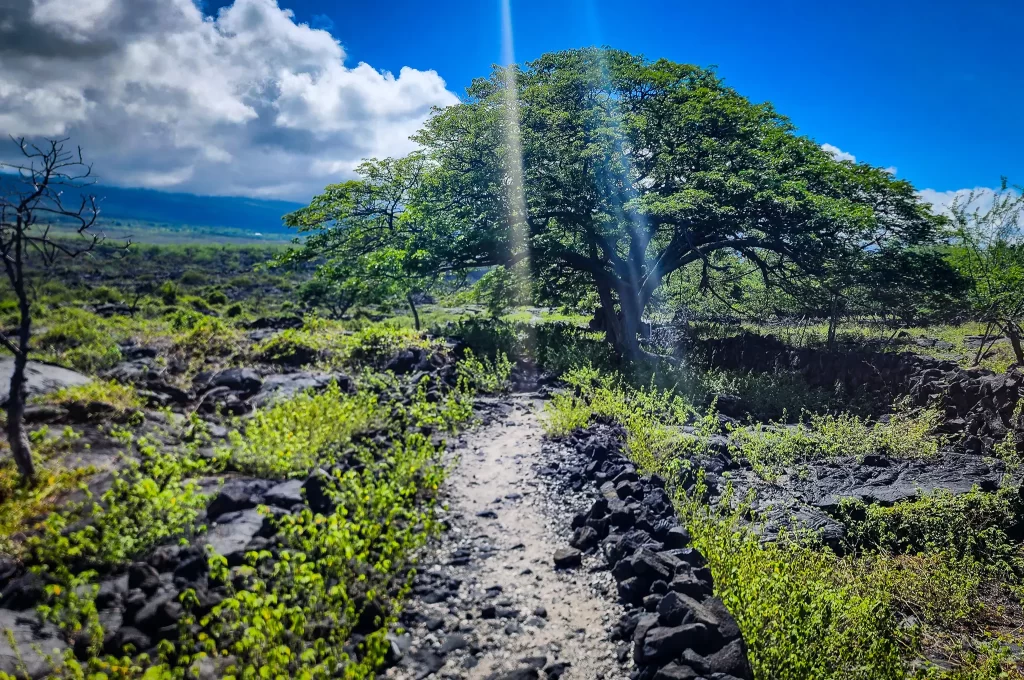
[0,0,459,200]
[917,186,1021,217]
[821,143,856,163]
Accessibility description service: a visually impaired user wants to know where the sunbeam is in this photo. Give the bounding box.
[499,0,531,301]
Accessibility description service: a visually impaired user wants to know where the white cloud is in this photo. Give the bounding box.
[916,187,1013,216]
[0,0,459,200]
[821,143,856,163]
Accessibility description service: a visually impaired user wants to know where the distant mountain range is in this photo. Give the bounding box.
[88,185,305,235]
[1,177,305,237]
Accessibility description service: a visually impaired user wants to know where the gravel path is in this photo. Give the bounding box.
[386,397,632,680]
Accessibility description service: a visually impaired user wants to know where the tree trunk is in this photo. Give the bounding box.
[6,351,35,483]
[616,288,644,359]
[4,215,35,484]
[6,273,35,483]
[596,281,622,347]
[973,322,993,366]
[827,295,839,352]
[407,293,421,331]
[1004,322,1024,366]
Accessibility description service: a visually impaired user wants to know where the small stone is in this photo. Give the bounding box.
[553,547,582,569]
[544,661,571,679]
[439,633,469,654]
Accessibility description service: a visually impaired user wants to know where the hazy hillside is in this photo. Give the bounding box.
[0,177,304,236]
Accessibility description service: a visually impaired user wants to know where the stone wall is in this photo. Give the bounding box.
[693,333,1023,455]
[563,423,752,680]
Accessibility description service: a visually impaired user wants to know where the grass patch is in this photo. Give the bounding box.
[253,318,441,369]
[224,381,388,478]
[729,403,945,479]
[0,426,92,553]
[36,380,145,420]
[839,486,1024,586]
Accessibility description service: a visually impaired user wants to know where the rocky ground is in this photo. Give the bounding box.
[388,399,751,680]
[387,397,633,680]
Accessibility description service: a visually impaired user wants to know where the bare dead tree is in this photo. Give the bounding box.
[0,138,102,484]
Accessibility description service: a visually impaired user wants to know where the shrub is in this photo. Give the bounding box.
[38,380,144,420]
[839,486,1024,582]
[253,328,325,367]
[90,286,122,304]
[200,432,445,679]
[683,488,908,680]
[158,280,179,305]
[442,317,528,361]
[0,426,90,552]
[728,403,945,479]
[181,295,213,313]
[33,308,123,373]
[205,290,229,306]
[455,349,513,394]
[342,324,432,364]
[168,310,239,369]
[27,433,209,571]
[179,270,206,286]
[226,382,387,478]
[225,303,243,318]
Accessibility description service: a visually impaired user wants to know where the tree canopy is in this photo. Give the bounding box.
[287,48,952,354]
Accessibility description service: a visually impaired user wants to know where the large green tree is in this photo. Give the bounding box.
[292,48,946,355]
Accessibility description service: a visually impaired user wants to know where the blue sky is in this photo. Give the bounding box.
[272,0,1023,194]
[3,0,1019,201]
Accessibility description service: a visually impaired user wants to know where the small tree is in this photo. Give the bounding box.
[280,155,444,330]
[474,265,529,318]
[298,276,361,319]
[947,181,1024,365]
[0,138,102,483]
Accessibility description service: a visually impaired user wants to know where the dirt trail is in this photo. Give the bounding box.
[387,397,631,679]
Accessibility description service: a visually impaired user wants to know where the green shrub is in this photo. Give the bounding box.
[158,280,179,305]
[455,350,512,394]
[729,403,945,479]
[90,286,122,304]
[683,488,908,680]
[205,290,229,306]
[225,382,386,478]
[199,431,445,679]
[180,295,212,313]
[442,317,528,361]
[342,323,431,364]
[543,363,1019,678]
[0,427,90,551]
[33,309,123,373]
[179,270,206,286]
[168,310,239,371]
[839,486,1024,582]
[37,380,144,419]
[544,365,714,473]
[27,434,209,571]
[253,327,325,366]
[225,303,243,318]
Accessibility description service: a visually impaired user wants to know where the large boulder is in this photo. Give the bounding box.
[0,610,68,678]
[0,359,91,406]
[206,368,263,396]
[251,372,354,408]
[203,509,264,566]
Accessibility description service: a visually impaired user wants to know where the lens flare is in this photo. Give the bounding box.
[499,0,530,295]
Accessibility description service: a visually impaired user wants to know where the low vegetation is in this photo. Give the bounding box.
[544,362,1024,679]
[1,44,1022,680]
